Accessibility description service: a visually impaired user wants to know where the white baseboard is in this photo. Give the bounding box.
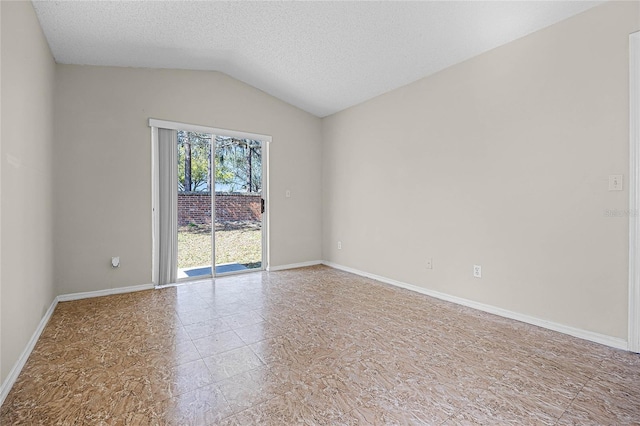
[267,260,323,272]
[0,297,58,407]
[322,261,628,351]
[57,283,155,302]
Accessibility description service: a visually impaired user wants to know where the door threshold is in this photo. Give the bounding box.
[214,267,264,277]
[176,263,263,280]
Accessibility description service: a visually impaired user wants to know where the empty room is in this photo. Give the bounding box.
[1,0,640,424]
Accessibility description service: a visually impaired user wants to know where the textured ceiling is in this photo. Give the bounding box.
[32,1,604,117]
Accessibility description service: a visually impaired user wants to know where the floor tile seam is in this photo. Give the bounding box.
[589,374,640,399]
[42,321,88,335]
[187,379,237,420]
[323,357,396,394]
[235,334,267,347]
[591,355,607,375]
[184,326,234,341]
[490,365,582,406]
[156,352,205,370]
[312,327,375,357]
[512,356,595,386]
[202,354,267,383]
[247,339,278,367]
[478,386,568,422]
[422,378,485,412]
[489,379,575,422]
[182,329,210,364]
[222,320,267,332]
[192,330,250,356]
[187,319,242,341]
[174,309,188,330]
[222,389,282,418]
[472,333,516,350]
[477,361,524,403]
[152,324,211,374]
[547,370,595,426]
[553,393,582,426]
[416,334,483,355]
[49,310,98,324]
[343,405,374,424]
[208,311,246,323]
[173,307,218,319]
[145,377,224,410]
[442,401,473,425]
[445,363,503,404]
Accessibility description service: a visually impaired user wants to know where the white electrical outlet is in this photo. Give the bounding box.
[337,241,342,250]
[426,258,433,269]
[473,265,481,278]
[112,257,120,268]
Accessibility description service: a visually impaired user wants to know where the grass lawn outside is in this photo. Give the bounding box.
[177,222,262,270]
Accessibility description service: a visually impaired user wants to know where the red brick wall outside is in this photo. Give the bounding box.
[178,192,261,226]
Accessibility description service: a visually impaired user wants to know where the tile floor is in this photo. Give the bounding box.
[1,265,640,425]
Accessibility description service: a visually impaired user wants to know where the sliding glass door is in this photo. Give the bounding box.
[175,131,265,279]
[176,131,214,279]
[213,137,264,274]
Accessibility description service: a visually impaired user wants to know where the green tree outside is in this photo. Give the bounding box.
[177,131,261,193]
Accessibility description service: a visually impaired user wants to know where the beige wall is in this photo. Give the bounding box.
[1,1,56,383]
[54,65,323,294]
[323,1,640,339]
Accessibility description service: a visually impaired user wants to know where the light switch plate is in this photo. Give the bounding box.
[609,175,623,191]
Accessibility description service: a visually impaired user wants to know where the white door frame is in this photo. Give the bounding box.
[149,118,271,284]
[628,31,640,353]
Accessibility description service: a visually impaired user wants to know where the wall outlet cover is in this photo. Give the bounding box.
[473,265,481,278]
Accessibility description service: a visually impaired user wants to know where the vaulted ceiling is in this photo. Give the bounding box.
[32,1,604,117]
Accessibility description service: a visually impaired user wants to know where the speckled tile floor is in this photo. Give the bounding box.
[2,265,639,425]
